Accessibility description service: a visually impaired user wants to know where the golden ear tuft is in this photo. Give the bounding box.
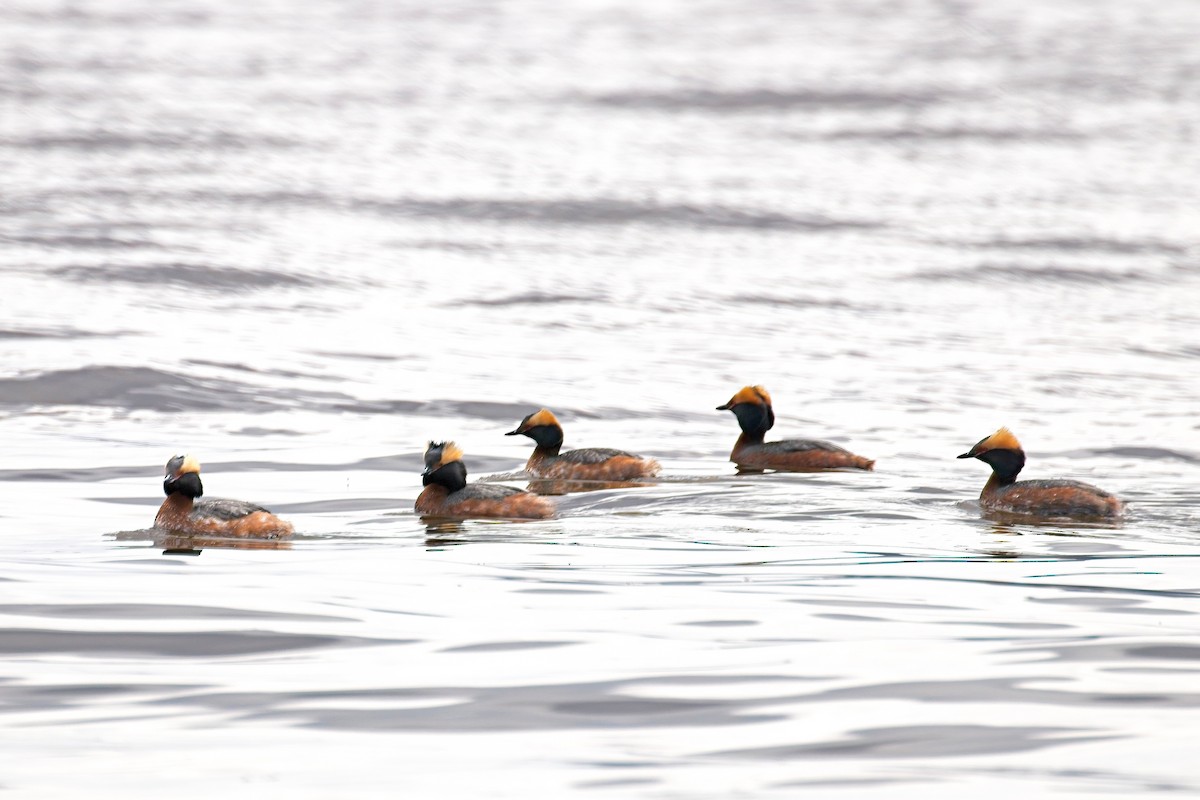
[729,385,771,407]
[983,427,1022,451]
[439,442,464,466]
[527,408,561,428]
[180,455,202,474]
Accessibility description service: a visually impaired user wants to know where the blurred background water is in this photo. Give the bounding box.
[2,0,1199,796]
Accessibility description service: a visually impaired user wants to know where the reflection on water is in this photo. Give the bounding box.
[157,535,293,553]
[2,0,1200,795]
[526,478,651,496]
[110,528,294,552]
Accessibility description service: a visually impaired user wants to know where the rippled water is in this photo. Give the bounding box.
[3,0,1200,795]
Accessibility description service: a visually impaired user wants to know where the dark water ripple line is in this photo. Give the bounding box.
[579,87,949,112]
[0,366,357,413]
[795,598,968,611]
[181,358,330,382]
[709,724,1116,760]
[0,326,130,340]
[603,552,1200,576]
[1,130,310,152]
[0,604,352,622]
[265,497,406,514]
[1068,447,1200,465]
[829,551,1200,567]
[330,398,563,422]
[721,293,871,311]
[4,6,211,25]
[49,263,331,291]
[820,573,1200,600]
[955,235,1191,255]
[772,776,930,789]
[151,674,814,732]
[369,549,1200,590]
[1006,642,1200,665]
[455,292,605,307]
[0,682,212,719]
[319,195,881,233]
[441,640,576,653]
[334,398,690,423]
[28,672,1196,734]
[807,676,1200,708]
[8,188,881,232]
[796,124,1092,142]
[0,629,412,657]
[573,777,661,790]
[159,671,1177,741]
[0,231,171,252]
[306,349,411,363]
[906,264,1165,285]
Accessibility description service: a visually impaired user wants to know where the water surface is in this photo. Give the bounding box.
[2,0,1199,796]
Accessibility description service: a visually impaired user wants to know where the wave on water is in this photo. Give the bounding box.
[332,398,556,422]
[1007,641,1200,664]
[146,674,790,731]
[4,5,210,26]
[723,293,861,310]
[1,231,172,251]
[0,365,680,463]
[331,398,674,425]
[50,263,328,291]
[582,88,945,112]
[0,628,406,657]
[354,197,880,232]
[1078,447,1200,465]
[0,603,350,622]
[1128,344,1200,361]
[0,326,124,340]
[709,723,1108,759]
[805,125,1088,142]
[15,188,879,233]
[456,292,603,307]
[967,236,1190,255]
[907,264,1162,285]
[3,130,307,152]
[0,366,353,413]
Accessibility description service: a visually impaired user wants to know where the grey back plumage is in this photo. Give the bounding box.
[557,447,636,464]
[193,497,268,521]
[758,439,849,455]
[447,483,526,503]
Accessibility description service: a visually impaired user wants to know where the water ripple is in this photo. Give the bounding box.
[582,88,947,112]
[0,629,408,657]
[711,724,1114,759]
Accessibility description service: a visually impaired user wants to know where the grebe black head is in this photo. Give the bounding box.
[163,454,203,498]
[716,385,775,434]
[422,441,468,491]
[505,408,564,449]
[958,427,1026,485]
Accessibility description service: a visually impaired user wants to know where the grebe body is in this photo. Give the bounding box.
[717,386,874,472]
[506,409,660,481]
[416,441,555,519]
[958,428,1122,518]
[155,455,294,538]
